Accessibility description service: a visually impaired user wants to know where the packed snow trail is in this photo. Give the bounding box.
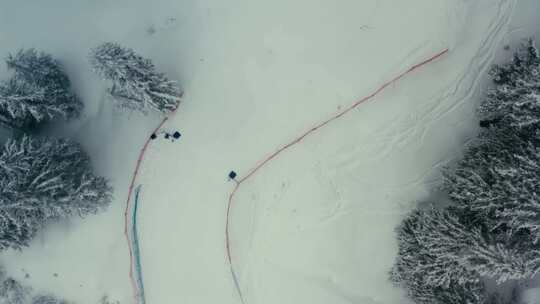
[225,48,448,304]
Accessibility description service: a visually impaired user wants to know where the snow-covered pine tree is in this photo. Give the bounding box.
[391,207,481,290]
[0,278,28,304]
[32,295,69,304]
[439,39,540,284]
[0,49,82,130]
[390,206,534,303]
[0,266,70,304]
[0,269,29,304]
[89,42,182,114]
[426,282,487,304]
[443,129,540,244]
[0,77,50,129]
[98,295,120,304]
[7,49,68,89]
[479,39,540,134]
[442,128,540,283]
[391,208,489,304]
[0,208,41,252]
[393,40,540,304]
[0,135,112,250]
[466,235,540,283]
[393,272,487,304]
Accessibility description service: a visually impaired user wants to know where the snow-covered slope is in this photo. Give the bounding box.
[0,0,522,303]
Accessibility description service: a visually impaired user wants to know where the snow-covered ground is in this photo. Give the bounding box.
[1,0,538,303]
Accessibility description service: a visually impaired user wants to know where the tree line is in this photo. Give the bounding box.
[391,39,540,304]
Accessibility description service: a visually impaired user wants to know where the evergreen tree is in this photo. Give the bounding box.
[0,78,46,129]
[391,207,480,289]
[0,268,29,304]
[443,130,540,244]
[479,39,540,134]
[98,295,119,304]
[392,38,540,304]
[0,135,112,250]
[0,49,82,130]
[0,266,71,304]
[32,295,69,304]
[0,208,40,252]
[391,208,489,304]
[391,207,537,303]
[0,278,28,304]
[89,42,182,114]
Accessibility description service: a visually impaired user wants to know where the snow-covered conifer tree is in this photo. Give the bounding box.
[0,267,69,304]
[391,208,480,290]
[32,295,68,304]
[479,39,540,133]
[0,279,28,304]
[0,135,112,250]
[390,208,488,304]
[0,208,40,252]
[99,295,119,304]
[393,39,540,304]
[0,49,82,130]
[0,272,29,304]
[0,77,50,129]
[443,129,540,239]
[440,38,540,282]
[89,42,182,114]
[391,206,536,303]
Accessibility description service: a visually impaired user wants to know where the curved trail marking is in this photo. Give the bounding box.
[126,185,146,304]
[225,48,449,303]
[123,106,179,304]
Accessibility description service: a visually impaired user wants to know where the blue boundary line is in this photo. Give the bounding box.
[132,185,146,304]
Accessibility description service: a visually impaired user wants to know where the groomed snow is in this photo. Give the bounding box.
[0,0,530,303]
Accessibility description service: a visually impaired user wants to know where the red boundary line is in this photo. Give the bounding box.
[123,104,180,303]
[224,48,449,303]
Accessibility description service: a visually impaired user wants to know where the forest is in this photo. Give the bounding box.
[391,39,540,304]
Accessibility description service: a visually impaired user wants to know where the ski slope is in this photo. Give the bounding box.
[0,0,522,303]
[135,1,515,303]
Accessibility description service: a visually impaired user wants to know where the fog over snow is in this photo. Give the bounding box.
[0,0,538,303]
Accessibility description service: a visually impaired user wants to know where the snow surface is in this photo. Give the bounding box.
[0,0,534,303]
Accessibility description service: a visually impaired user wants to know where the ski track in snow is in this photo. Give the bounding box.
[127,1,514,303]
[124,1,515,304]
[352,0,516,192]
[0,0,525,303]
[226,1,515,303]
[224,49,448,304]
[123,49,447,304]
